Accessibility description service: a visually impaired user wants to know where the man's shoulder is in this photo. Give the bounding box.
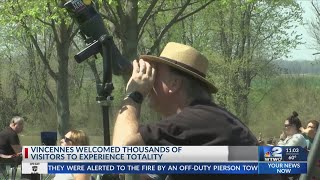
[174,103,241,125]
[0,127,18,143]
[0,127,15,135]
[0,127,9,135]
[165,103,257,144]
[180,102,232,116]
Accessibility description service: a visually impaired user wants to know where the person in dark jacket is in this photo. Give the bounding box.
[112,42,281,180]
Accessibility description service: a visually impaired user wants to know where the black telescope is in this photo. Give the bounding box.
[63,0,132,75]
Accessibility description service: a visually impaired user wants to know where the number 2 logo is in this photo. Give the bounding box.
[272,147,282,157]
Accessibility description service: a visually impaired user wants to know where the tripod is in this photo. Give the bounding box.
[75,34,115,147]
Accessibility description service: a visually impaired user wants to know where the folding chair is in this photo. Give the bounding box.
[40,131,57,146]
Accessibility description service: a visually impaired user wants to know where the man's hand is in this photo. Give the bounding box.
[126,59,156,97]
[15,152,22,157]
[113,59,152,146]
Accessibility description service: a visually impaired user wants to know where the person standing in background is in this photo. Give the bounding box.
[300,120,319,150]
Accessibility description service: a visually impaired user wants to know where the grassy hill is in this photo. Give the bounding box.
[248,74,320,140]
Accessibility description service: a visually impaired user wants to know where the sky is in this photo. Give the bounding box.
[285,0,319,61]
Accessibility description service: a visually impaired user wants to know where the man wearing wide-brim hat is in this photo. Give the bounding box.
[112,42,280,180]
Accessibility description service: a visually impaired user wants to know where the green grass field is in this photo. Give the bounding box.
[247,74,320,140]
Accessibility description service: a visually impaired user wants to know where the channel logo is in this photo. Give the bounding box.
[264,147,283,161]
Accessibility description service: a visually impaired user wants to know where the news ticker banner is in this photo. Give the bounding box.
[22,162,307,175]
[21,146,308,175]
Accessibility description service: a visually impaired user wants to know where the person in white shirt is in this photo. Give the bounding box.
[277,111,307,148]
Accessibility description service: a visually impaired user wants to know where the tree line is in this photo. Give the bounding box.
[276,60,320,74]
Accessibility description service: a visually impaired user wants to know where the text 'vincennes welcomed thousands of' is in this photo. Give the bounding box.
[30,146,182,153]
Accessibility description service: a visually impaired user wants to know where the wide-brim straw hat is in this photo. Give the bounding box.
[140,42,218,93]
